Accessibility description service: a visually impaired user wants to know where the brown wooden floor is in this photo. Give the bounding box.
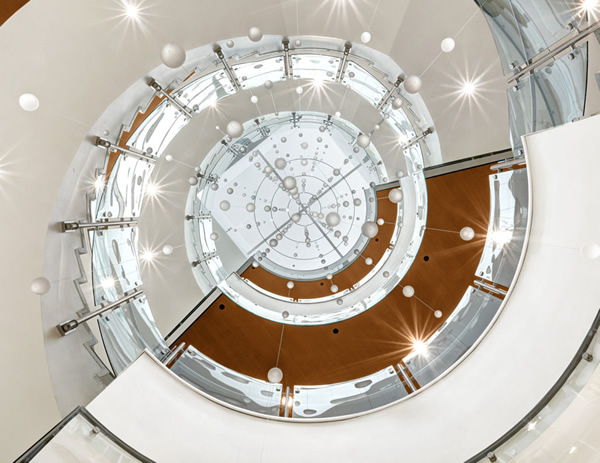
[171,164,492,388]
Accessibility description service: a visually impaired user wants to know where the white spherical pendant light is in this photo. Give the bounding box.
[248,27,263,42]
[441,38,456,53]
[402,285,415,298]
[31,277,51,295]
[267,367,283,383]
[361,221,379,238]
[326,212,341,227]
[19,93,40,112]
[160,43,186,68]
[188,176,198,186]
[391,97,403,110]
[360,31,372,44]
[226,120,244,139]
[460,227,475,241]
[357,134,371,149]
[404,75,422,94]
[581,242,600,260]
[388,188,404,203]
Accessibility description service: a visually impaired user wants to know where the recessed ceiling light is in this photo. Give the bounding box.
[123,2,140,19]
[141,249,155,262]
[461,81,477,97]
[145,182,159,197]
[582,0,599,11]
[412,339,428,355]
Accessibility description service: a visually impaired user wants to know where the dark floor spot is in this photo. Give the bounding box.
[333,328,339,334]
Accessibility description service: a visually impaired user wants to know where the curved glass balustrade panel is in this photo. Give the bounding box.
[476,0,582,75]
[171,345,283,416]
[472,312,600,462]
[94,154,155,221]
[292,367,408,419]
[403,287,503,388]
[15,407,153,463]
[98,297,169,375]
[475,168,529,288]
[508,43,588,152]
[91,227,141,305]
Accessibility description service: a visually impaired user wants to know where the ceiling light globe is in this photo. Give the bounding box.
[391,97,403,110]
[360,31,372,44]
[19,93,40,112]
[434,310,443,319]
[31,277,51,295]
[365,257,373,265]
[283,176,297,190]
[264,80,273,90]
[226,120,244,139]
[248,26,263,42]
[162,245,174,255]
[165,154,173,162]
[274,158,287,169]
[210,232,219,241]
[441,37,456,53]
[581,242,600,259]
[330,284,339,293]
[219,200,231,211]
[404,75,422,94]
[267,367,283,383]
[287,281,295,289]
[402,285,415,298]
[388,188,404,203]
[296,86,304,95]
[326,212,341,227]
[250,95,258,104]
[226,40,235,48]
[188,176,198,186]
[460,226,475,241]
[160,43,186,68]
[291,213,301,223]
[357,134,371,148]
[361,221,379,238]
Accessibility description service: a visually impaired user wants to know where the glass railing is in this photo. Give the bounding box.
[475,167,529,288]
[468,309,600,462]
[14,406,154,462]
[170,345,283,416]
[293,367,408,418]
[476,0,590,154]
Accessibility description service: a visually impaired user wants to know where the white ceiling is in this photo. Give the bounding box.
[0,0,515,459]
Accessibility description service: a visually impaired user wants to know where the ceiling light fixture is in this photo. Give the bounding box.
[123,1,140,19]
[492,229,512,246]
[101,277,115,290]
[412,339,428,355]
[582,0,599,11]
[141,249,156,262]
[145,182,159,197]
[461,81,477,97]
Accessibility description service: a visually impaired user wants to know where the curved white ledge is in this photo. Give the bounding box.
[88,115,600,462]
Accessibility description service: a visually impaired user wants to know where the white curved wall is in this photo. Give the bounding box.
[87,115,600,462]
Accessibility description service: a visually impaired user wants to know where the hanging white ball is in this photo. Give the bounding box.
[326,273,333,280]
[210,232,219,241]
[264,80,273,90]
[287,281,295,289]
[357,134,371,148]
[460,226,475,241]
[296,86,304,95]
[391,97,403,110]
[441,37,456,53]
[274,158,287,169]
[330,284,339,293]
[246,203,256,212]
[219,200,231,211]
[361,221,379,238]
[326,212,341,227]
[19,93,40,112]
[283,176,297,190]
[581,242,600,259]
[30,277,51,295]
[165,154,173,162]
[160,43,186,68]
[377,218,385,226]
[360,31,372,44]
[388,188,404,203]
[404,75,422,94]
[248,26,263,42]
[434,310,443,319]
[294,39,302,47]
[365,257,373,265]
[162,245,174,255]
[252,261,260,268]
[188,176,198,186]
[226,40,235,48]
[250,95,259,104]
[226,120,244,138]
[269,238,278,247]
[335,111,341,118]
[267,367,283,383]
[402,285,415,298]
[291,213,301,223]
[396,170,405,179]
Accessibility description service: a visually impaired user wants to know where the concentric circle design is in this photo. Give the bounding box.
[207,120,380,280]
